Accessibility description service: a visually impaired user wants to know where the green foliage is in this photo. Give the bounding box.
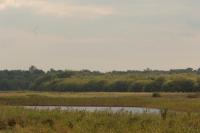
[1,67,200,92]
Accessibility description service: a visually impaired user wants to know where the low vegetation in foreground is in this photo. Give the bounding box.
[0,106,199,133]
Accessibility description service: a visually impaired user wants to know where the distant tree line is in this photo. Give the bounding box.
[1,66,200,92]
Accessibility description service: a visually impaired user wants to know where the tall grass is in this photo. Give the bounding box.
[0,106,199,133]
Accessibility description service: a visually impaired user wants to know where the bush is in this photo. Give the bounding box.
[187,93,200,98]
[152,92,161,98]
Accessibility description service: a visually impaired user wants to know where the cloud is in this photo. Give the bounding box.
[0,0,115,17]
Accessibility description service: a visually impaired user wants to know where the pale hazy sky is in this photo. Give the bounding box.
[0,0,200,71]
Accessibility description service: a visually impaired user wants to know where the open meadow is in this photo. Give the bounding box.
[0,92,200,112]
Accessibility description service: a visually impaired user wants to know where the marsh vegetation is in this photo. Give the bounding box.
[0,92,199,112]
[0,92,198,132]
[0,106,199,133]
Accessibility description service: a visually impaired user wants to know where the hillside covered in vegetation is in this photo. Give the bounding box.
[1,66,200,92]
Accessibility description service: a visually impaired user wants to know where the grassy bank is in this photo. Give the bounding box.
[0,92,200,112]
[0,106,199,133]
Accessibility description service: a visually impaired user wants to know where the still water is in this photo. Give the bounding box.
[24,106,160,114]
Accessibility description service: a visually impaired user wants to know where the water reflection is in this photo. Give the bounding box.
[24,106,160,114]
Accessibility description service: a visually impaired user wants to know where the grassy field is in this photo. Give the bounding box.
[0,106,199,133]
[0,92,199,132]
[0,92,200,112]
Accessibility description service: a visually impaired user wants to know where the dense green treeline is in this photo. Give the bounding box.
[1,66,200,92]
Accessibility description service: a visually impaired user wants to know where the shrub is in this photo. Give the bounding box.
[187,93,200,98]
[152,92,161,98]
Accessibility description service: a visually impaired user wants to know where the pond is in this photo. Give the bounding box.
[24,106,160,114]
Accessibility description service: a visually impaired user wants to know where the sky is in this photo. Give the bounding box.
[0,0,200,71]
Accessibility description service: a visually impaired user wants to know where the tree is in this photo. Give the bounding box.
[163,78,195,92]
[29,65,44,74]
